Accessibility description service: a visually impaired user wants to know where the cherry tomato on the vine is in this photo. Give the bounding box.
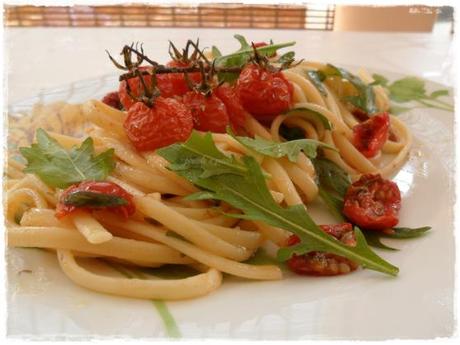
[182,91,230,133]
[236,63,293,120]
[214,83,248,131]
[123,97,193,151]
[119,64,199,110]
[164,60,201,96]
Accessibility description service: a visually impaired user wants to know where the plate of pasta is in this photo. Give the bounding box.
[5,35,454,339]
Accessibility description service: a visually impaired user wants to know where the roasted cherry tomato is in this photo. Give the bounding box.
[214,83,248,131]
[343,174,401,230]
[236,63,293,120]
[118,67,154,111]
[56,181,135,219]
[286,223,358,276]
[119,65,197,110]
[124,97,193,151]
[164,60,201,96]
[101,91,123,110]
[352,112,390,158]
[182,91,230,133]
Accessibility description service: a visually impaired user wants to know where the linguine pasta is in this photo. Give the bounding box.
[6,53,412,300]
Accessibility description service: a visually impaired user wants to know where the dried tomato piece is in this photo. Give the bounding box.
[343,174,401,230]
[286,223,359,276]
[352,112,390,158]
[56,181,135,219]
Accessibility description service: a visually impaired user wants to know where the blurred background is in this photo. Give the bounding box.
[4,3,455,106]
[3,3,454,34]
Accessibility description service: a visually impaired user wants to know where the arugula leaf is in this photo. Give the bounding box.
[211,46,222,58]
[277,51,296,65]
[362,227,430,250]
[362,232,398,251]
[244,248,284,268]
[20,129,115,189]
[279,125,305,141]
[388,77,426,103]
[282,107,332,130]
[233,135,336,162]
[213,34,295,83]
[318,187,345,222]
[383,226,431,239]
[158,131,247,179]
[375,74,453,113]
[158,131,399,276]
[312,158,351,197]
[389,105,412,115]
[183,191,216,201]
[321,64,378,115]
[370,73,389,87]
[64,191,128,207]
[429,90,449,99]
[233,34,251,51]
[306,70,327,96]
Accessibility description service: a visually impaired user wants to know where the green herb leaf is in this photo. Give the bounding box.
[158,132,248,180]
[429,89,449,99]
[362,231,399,251]
[158,131,399,276]
[282,107,332,130]
[306,70,327,96]
[279,125,305,141]
[20,129,115,189]
[277,51,296,65]
[370,73,389,87]
[321,64,378,114]
[233,34,251,51]
[244,248,284,268]
[233,135,336,162]
[318,187,345,222]
[390,105,412,115]
[183,191,216,201]
[213,35,295,83]
[361,226,430,250]
[64,191,128,207]
[375,74,453,112]
[211,46,222,58]
[388,77,426,103]
[384,226,431,239]
[312,158,351,197]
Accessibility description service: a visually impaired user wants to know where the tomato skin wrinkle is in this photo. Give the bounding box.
[214,83,248,131]
[352,112,390,158]
[236,63,293,120]
[343,174,401,231]
[101,91,123,110]
[124,97,193,152]
[286,223,359,276]
[182,91,230,133]
[56,181,136,219]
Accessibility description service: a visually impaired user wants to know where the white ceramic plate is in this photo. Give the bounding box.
[6,69,455,340]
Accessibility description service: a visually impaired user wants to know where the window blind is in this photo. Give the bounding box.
[4,4,335,30]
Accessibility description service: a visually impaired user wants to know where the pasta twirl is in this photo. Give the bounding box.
[6,38,413,300]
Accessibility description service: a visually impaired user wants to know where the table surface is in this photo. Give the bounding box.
[5,27,454,105]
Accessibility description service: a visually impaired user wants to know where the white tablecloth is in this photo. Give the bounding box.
[5,27,454,104]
